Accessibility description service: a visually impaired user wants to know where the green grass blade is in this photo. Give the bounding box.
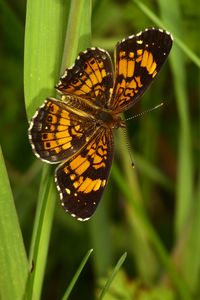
[132,0,200,68]
[25,166,56,300]
[24,0,71,298]
[24,0,92,299]
[24,0,70,119]
[98,252,127,300]
[0,146,28,300]
[61,249,93,300]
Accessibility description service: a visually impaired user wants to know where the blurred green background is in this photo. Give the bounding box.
[0,0,199,299]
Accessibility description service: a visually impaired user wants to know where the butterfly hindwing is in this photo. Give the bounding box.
[109,28,173,112]
[28,98,95,163]
[55,128,114,220]
[56,48,114,108]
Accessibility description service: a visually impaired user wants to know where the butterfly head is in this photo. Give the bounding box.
[95,109,126,129]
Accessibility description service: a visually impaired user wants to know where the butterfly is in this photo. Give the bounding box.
[28,28,173,221]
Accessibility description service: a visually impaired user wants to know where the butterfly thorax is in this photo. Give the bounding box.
[95,110,125,129]
[62,94,125,129]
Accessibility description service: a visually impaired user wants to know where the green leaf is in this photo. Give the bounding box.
[0,146,28,300]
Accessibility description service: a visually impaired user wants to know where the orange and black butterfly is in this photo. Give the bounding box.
[28,28,173,221]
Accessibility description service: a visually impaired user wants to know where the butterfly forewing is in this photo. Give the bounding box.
[109,28,173,113]
[55,128,114,220]
[56,48,114,108]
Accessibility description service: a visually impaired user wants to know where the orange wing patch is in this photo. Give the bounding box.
[55,128,114,221]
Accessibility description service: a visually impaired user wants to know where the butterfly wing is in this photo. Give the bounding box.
[109,28,173,113]
[55,127,114,221]
[28,98,96,163]
[56,48,114,108]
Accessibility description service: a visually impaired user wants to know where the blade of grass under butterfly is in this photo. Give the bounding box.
[24,0,70,299]
[98,252,127,300]
[0,146,28,300]
[61,249,93,300]
[132,0,200,68]
[24,0,92,299]
[24,0,70,119]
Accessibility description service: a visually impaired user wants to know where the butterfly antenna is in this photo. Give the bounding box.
[121,127,135,168]
[121,102,164,167]
[125,102,164,122]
